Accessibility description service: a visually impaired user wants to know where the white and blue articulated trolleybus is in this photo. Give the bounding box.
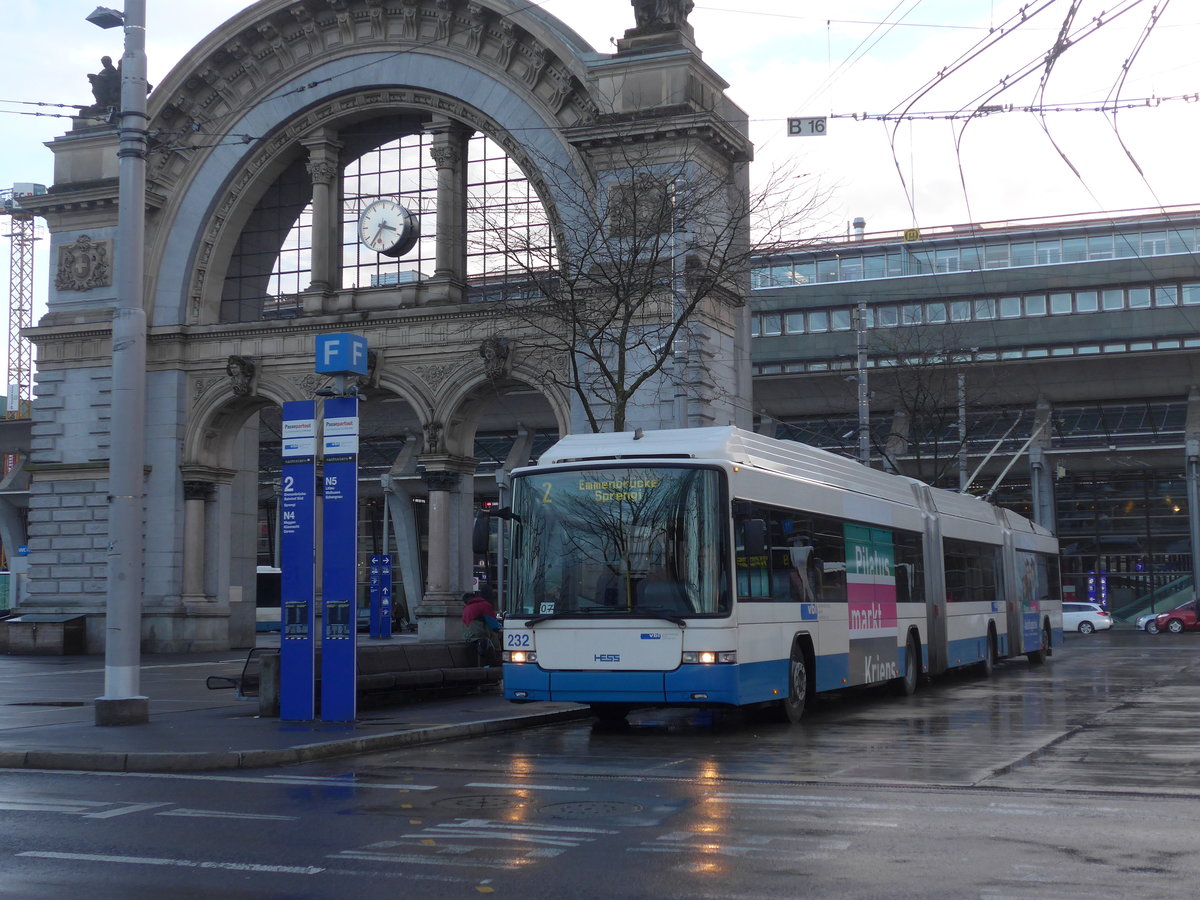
[499,426,1063,722]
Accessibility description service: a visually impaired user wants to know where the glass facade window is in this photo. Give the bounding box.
[935,248,960,272]
[863,255,885,279]
[1075,290,1098,313]
[817,258,838,282]
[1168,229,1194,254]
[1142,232,1167,255]
[1036,240,1061,264]
[901,304,922,325]
[877,306,898,327]
[1050,293,1073,315]
[1128,288,1151,309]
[1183,283,1200,305]
[950,301,971,322]
[925,302,947,323]
[1062,237,1087,261]
[1154,286,1178,307]
[975,298,996,319]
[795,261,816,285]
[1011,242,1035,266]
[1102,289,1124,311]
[1024,294,1047,316]
[839,255,863,280]
[1088,234,1114,259]
[831,308,853,331]
[984,244,1010,268]
[999,296,1022,318]
[785,312,806,334]
[808,310,829,332]
[761,313,782,336]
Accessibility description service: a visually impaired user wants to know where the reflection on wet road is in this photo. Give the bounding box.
[373,629,1200,793]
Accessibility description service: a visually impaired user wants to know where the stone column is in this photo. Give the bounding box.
[181,480,214,603]
[301,130,343,293]
[413,456,478,640]
[426,120,472,290]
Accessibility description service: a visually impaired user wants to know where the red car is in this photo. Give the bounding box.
[1155,601,1199,634]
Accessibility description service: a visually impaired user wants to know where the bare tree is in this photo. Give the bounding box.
[471,137,827,433]
[867,323,987,488]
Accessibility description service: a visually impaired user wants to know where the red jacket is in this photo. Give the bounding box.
[462,596,497,626]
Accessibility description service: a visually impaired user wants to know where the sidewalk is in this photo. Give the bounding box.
[0,635,588,773]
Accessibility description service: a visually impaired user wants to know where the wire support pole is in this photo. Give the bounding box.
[98,0,150,726]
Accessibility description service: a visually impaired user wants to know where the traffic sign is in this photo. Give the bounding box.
[787,117,827,136]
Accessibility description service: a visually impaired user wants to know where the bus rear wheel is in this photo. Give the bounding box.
[890,633,919,696]
[1027,624,1050,665]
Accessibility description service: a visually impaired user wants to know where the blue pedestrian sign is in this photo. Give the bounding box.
[321,396,359,722]
[279,401,317,721]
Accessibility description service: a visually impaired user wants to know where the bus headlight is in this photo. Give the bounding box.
[503,650,537,664]
[681,651,737,665]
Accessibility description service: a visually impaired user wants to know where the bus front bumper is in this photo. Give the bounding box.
[502,661,786,706]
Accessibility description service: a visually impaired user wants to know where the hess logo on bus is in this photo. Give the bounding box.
[594,654,621,662]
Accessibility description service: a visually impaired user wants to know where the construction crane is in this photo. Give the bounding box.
[0,183,43,420]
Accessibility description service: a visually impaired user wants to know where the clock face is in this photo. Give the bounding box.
[358,199,419,258]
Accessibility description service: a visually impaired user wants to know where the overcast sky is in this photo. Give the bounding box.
[2,0,1197,321]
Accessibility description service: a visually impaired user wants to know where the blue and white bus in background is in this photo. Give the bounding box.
[499,426,1062,722]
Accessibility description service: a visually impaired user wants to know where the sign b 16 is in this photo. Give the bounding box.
[787,117,827,136]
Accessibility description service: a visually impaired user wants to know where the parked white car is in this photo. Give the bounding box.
[1062,601,1112,634]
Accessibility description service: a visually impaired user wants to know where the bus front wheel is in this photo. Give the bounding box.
[779,654,808,723]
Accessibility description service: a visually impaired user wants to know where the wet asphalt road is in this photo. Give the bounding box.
[4,628,1199,899]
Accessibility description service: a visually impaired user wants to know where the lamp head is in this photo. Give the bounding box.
[86,6,125,29]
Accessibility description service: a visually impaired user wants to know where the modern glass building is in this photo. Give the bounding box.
[747,206,1200,623]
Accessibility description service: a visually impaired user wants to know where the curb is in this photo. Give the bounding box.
[0,707,592,773]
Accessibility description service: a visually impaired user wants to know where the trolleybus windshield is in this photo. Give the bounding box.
[506,466,730,619]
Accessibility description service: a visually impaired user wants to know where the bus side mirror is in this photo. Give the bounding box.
[742,519,767,557]
[472,516,491,555]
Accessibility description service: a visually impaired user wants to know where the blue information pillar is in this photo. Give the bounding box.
[370,554,393,639]
[279,401,317,722]
[321,396,359,722]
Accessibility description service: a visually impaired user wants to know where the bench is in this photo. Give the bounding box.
[246,641,501,717]
[205,647,268,700]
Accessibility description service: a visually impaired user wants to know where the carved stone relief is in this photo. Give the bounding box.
[55,235,112,292]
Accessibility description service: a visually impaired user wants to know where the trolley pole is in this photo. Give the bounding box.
[95,0,150,726]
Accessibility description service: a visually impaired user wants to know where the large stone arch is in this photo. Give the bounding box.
[145,0,599,328]
[20,0,752,651]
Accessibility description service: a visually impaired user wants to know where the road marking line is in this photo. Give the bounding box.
[467,782,588,792]
[158,808,298,821]
[0,769,436,790]
[334,851,520,871]
[84,801,172,818]
[19,850,323,875]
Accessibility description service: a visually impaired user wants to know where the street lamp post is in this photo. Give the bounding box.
[91,2,150,726]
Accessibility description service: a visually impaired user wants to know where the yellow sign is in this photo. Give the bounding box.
[903,228,921,242]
